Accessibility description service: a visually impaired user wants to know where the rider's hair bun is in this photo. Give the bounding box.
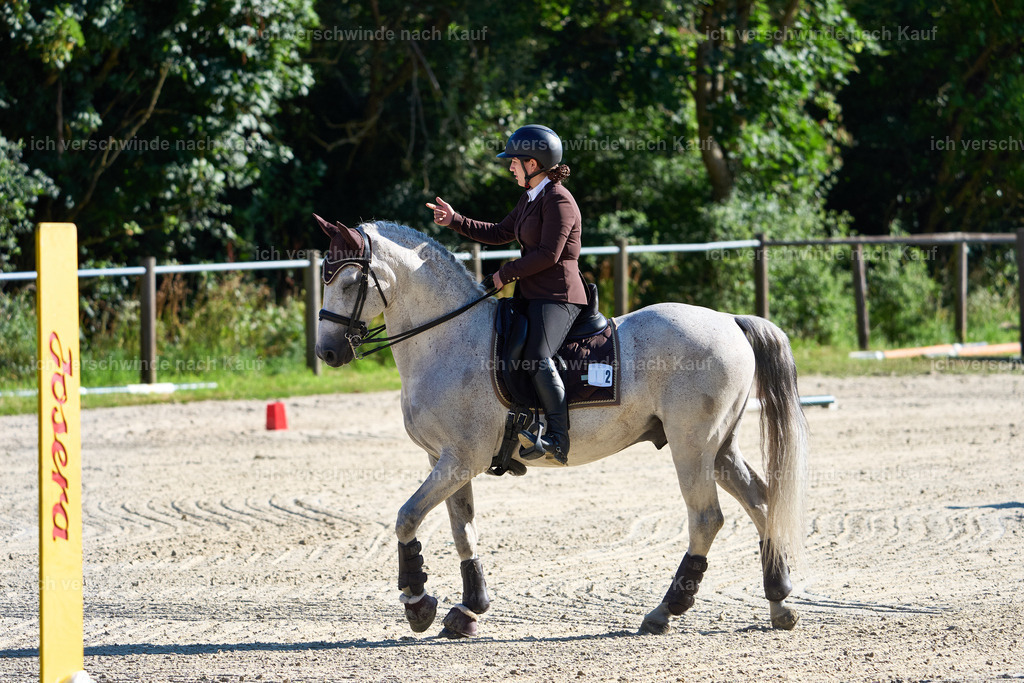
[546,164,571,183]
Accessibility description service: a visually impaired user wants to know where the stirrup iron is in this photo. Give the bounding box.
[517,422,546,460]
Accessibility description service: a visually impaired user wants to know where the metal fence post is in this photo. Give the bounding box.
[955,241,968,344]
[614,237,629,316]
[754,233,769,319]
[853,243,870,350]
[305,250,322,376]
[140,257,157,383]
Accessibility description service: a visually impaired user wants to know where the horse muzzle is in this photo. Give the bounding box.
[315,339,356,367]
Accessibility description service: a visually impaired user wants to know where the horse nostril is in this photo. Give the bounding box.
[323,349,337,365]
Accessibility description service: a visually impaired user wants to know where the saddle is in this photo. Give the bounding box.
[487,283,620,476]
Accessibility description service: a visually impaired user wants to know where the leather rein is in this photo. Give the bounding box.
[318,227,499,360]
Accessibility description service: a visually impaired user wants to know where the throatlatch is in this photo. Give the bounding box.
[663,553,709,615]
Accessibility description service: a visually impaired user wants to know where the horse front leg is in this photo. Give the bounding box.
[437,480,492,639]
[395,450,478,634]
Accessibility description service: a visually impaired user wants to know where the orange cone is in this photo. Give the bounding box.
[266,401,288,430]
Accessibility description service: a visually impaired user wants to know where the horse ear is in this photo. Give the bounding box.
[313,213,338,238]
[313,214,365,258]
[337,223,364,255]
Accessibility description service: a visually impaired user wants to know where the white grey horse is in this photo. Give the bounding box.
[314,218,808,637]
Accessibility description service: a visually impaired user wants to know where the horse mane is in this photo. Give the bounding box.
[365,220,484,292]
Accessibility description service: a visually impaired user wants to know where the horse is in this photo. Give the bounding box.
[313,217,808,638]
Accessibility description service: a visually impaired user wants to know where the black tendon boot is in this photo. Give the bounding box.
[518,358,570,465]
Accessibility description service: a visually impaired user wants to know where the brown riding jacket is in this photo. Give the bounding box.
[449,182,588,305]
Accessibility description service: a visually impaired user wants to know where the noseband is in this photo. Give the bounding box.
[318,226,498,359]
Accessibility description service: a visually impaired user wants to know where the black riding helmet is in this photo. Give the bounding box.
[497,124,563,185]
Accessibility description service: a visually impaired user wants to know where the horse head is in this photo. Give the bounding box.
[313,215,391,367]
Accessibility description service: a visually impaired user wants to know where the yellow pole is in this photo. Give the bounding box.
[37,223,87,683]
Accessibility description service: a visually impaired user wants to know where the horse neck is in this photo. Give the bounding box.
[373,225,494,367]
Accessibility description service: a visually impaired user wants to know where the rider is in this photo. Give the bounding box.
[427,124,587,465]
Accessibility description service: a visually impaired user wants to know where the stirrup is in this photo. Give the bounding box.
[517,423,547,460]
[518,425,568,466]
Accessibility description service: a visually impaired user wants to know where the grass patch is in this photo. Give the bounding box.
[793,341,937,376]
[0,359,401,416]
[791,339,1022,377]
[1,272,402,416]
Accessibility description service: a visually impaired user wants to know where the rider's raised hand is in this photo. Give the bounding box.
[425,197,454,226]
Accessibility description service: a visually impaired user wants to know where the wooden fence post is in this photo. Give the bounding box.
[471,243,483,281]
[140,257,157,383]
[955,241,968,344]
[853,243,870,350]
[1016,229,1024,356]
[305,250,322,375]
[614,237,629,316]
[754,233,769,319]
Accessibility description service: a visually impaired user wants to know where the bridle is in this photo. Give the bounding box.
[318,225,389,347]
[318,226,499,360]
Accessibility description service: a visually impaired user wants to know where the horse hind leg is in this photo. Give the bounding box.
[714,434,799,630]
[640,433,724,635]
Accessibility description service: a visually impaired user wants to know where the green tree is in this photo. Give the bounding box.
[0,0,317,268]
[679,0,864,202]
[830,0,1024,234]
[282,0,865,343]
[0,135,58,271]
[1,0,896,345]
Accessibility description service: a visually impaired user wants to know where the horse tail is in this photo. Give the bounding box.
[734,315,809,570]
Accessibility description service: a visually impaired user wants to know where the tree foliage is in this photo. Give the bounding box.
[830,0,1024,234]
[0,0,316,268]
[1,0,1020,343]
[0,134,58,269]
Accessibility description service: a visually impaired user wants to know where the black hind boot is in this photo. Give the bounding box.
[518,358,570,465]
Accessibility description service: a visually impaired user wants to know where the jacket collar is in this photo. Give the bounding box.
[527,176,551,202]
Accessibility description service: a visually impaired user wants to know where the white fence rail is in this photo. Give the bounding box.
[3,231,1023,381]
[0,241,759,282]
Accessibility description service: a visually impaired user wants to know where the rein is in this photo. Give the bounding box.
[318,227,499,360]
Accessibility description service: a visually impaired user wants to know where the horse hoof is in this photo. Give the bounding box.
[769,601,799,631]
[404,594,438,633]
[441,605,479,638]
[439,626,467,639]
[639,614,671,635]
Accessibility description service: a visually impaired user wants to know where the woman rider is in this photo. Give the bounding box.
[427,124,587,465]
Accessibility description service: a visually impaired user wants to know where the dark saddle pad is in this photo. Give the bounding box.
[491,283,620,410]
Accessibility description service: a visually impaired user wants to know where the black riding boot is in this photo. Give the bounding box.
[519,358,570,465]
